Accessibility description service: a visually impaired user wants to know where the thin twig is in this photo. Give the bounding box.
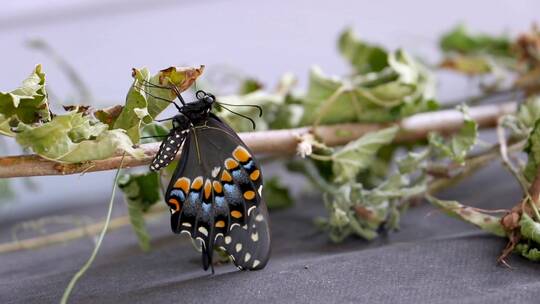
[428,141,526,195]
[496,117,529,194]
[60,156,125,304]
[0,101,517,178]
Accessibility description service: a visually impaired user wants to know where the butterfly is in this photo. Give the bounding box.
[142,82,271,273]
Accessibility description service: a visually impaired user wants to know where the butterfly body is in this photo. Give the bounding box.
[149,90,271,273]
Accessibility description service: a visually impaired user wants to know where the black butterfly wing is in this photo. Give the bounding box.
[165,114,271,271]
[149,128,187,172]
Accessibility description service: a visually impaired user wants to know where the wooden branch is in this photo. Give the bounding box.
[0,101,517,178]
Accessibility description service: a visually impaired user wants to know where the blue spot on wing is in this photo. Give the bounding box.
[232,170,249,184]
[202,202,212,214]
[183,192,200,215]
[243,160,255,171]
[224,184,242,205]
[169,189,185,202]
[215,196,226,207]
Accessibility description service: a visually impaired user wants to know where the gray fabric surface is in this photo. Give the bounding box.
[2,162,540,304]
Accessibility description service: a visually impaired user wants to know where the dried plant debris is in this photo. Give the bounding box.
[0,65,204,163]
[427,97,540,264]
[0,65,50,136]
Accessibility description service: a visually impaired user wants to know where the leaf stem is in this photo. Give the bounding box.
[309,153,333,161]
[60,155,125,304]
[496,117,530,194]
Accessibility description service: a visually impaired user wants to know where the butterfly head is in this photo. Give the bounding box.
[195,90,216,106]
[178,90,216,123]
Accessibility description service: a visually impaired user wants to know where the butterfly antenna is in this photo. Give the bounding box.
[216,101,263,117]
[155,117,175,122]
[139,79,186,106]
[144,79,186,106]
[171,85,187,106]
[134,84,182,111]
[218,104,257,130]
[140,135,169,139]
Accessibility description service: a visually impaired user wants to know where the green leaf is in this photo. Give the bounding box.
[338,28,388,74]
[301,49,437,126]
[239,78,263,95]
[94,105,124,129]
[426,195,506,237]
[440,55,493,75]
[15,111,143,162]
[440,25,512,57]
[518,96,540,129]
[524,119,540,181]
[520,213,540,244]
[263,177,294,210]
[114,74,151,143]
[428,109,478,164]
[397,149,430,174]
[216,90,303,132]
[0,65,50,131]
[331,126,398,183]
[116,66,204,143]
[0,114,15,136]
[515,243,540,262]
[118,171,162,251]
[140,122,170,144]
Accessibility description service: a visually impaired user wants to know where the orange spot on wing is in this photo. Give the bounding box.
[221,170,233,182]
[225,158,239,170]
[174,177,190,193]
[191,176,203,190]
[250,169,260,181]
[231,210,242,219]
[204,179,212,199]
[168,198,180,211]
[233,146,251,163]
[215,220,225,228]
[243,191,255,200]
[213,181,223,193]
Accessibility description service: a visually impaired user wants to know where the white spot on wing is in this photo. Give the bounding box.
[248,206,256,216]
[211,166,221,178]
[258,185,263,196]
[182,222,192,227]
[225,236,232,244]
[255,214,264,222]
[251,232,259,242]
[253,260,260,268]
[235,243,242,252]
[198,226,208,236]
[244,253,251,262]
